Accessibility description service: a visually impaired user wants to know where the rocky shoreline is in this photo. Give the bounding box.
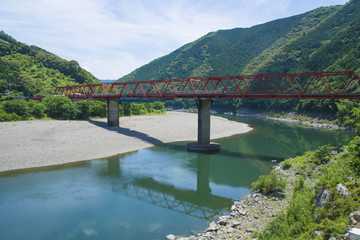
[235,112,353,131]
[167,164,297,240]
[167,161,360,240]
[173,108,352,131]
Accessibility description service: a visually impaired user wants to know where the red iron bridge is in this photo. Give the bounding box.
[50,71,360,100]
[34,71,360,152]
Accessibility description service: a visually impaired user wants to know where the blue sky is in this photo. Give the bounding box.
[0,0,350,79]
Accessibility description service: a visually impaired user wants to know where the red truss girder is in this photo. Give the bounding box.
[54,71,360,100]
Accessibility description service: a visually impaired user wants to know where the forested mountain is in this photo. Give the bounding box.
[0,31,100,97]
[118,0,360,118]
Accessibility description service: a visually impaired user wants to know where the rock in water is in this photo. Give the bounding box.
[166,234,176,240]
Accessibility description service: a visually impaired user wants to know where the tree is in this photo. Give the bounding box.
[1,100,30,119]
[28,99,45,118]
[16,74,37,96]
[42,96,79,119]
[0,79,8,93]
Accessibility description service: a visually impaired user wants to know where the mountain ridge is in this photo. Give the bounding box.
[118,4,349,82]
[117,0,360,117]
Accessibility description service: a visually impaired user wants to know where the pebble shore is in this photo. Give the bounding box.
[0,112,252,172]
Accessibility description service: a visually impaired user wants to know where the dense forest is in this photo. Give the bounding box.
[118,0,360,122]
[0,96,165,121]
[0,31,165,121]
[0,31,100,97]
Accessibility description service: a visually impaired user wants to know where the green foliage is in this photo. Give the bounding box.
[251,170,286,195]
[0,97,165,122]
[120,102,165,117]
[0,31,100,97]
[293,175,306,197]
[257,140,360,239]
[346,136,360,174]
[313,145,333,165]
[281,159,292,170]
[1,99,31,120]
[42,96,79,120]
[27,100,45,118]
[0,108,20,121]
[259,186,313,240]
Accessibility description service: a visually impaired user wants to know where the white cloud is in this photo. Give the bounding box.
[0,0,350,79]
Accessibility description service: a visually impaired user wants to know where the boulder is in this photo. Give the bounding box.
[350,211,360,223]
[206,222,219,232]
[311,231,322,238]
[231,221,241,228]
[166,234,176,240]
[336,183,350,198]
[315,186,332,208]
[239,210,248,216]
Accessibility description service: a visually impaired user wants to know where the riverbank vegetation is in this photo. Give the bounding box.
[250,130,360,239]
[0,96,165,122]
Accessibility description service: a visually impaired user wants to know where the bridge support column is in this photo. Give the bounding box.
[187,98,220,153]
[107,99,119,127]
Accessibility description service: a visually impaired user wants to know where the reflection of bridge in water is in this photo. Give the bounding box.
[104,154,233,221]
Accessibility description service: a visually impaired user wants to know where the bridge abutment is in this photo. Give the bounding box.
[107,99,119,127]
[187,98,220,153]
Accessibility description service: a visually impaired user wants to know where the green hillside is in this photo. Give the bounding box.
[118,0,360,120]
[0,31,100,97]
[119,5,344,81]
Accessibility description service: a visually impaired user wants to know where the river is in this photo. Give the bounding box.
[0,117,354,240]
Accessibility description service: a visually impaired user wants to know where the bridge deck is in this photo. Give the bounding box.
[50,71,360,100]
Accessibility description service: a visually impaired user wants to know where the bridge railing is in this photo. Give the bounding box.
[52,71,360,100]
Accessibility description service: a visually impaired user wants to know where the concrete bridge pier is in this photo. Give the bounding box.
[107,99,119,127]
[187,98,220,153]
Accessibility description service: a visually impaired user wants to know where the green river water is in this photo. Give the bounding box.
[0,117,354,240]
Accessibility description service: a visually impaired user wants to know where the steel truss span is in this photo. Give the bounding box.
[52,71,360,100]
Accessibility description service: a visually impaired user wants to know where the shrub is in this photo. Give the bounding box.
[42,95,79,119]
[313,145,333,165]
[251,170,286,195]
[281,159,292,169]
[346,137,360,174]
[258,185,313,240]
[1,99,31,119]
[0,109,21,121]
[27,99,45,118]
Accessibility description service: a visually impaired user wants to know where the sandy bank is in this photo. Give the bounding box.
[0,112,252,172]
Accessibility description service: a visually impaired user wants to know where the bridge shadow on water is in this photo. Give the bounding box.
[159,143,284,162]
[87,119,164,145]
[88,119,283,162]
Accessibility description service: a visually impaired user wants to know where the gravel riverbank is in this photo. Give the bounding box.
[0,111,252,172]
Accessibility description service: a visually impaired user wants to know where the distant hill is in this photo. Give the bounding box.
[0,31,100,97]
[117,0,360,116]
[100,80,116,84]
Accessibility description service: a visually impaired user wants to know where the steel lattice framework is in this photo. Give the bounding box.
[115,183,230,221]
[53,71,360,100]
